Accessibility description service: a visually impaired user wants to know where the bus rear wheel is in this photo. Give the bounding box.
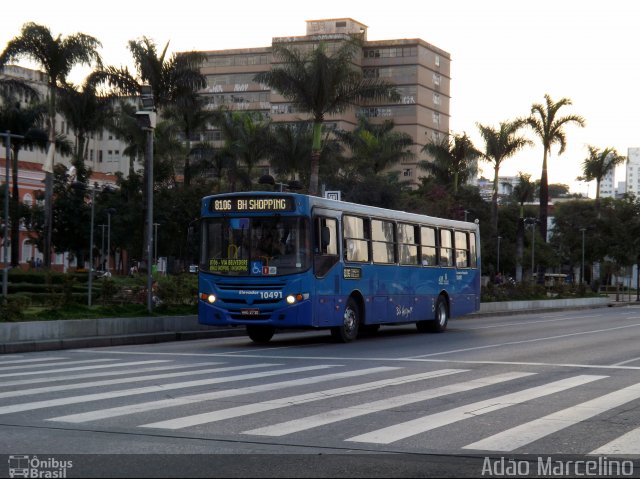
[331,297,360,343]
[417,295,449,333]
[247,325,275,343]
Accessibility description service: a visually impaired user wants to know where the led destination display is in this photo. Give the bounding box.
[211,196,295,213]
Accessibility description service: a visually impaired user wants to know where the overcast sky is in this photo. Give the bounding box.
[4,0,640,196]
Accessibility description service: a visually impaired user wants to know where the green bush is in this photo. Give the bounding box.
[156,274,198,306]
[0,296,30,322]
[481,281,601,302]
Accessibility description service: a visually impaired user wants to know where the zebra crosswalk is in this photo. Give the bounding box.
[1,354,640,455]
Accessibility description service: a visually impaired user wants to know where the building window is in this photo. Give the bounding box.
[98,150,103,163]
[403,168,412,177]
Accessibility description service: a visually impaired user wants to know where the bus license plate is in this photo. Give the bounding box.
[241,309,260,316]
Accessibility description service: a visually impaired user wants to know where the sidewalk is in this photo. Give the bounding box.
[0,296,625,354]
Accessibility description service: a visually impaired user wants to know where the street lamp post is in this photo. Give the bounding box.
[2,131,24,299]
[258,175,303,192]
[99,224,106,271]
[497,236,502,275]
[136,85,156,313]
[153,223,159,264]
[524,217,537,282]
[71,181,100,306]
[106,208,116,274]
[580,227,586,285]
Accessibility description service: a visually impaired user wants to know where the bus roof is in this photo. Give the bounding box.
[203,191,479,232]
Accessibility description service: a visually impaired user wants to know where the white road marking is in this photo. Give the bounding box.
[244,371,534,437]
[140,369,465,430]
[346,375,606,444]
[48,366,399,423]
[465,382,640,452]
[0,363,328,415]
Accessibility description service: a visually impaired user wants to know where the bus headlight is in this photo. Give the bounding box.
[200,293,216,303]
[286,293,310,304]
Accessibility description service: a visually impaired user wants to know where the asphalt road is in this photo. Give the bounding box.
[2,305,640,477]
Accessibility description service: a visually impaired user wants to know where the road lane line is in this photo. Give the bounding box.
[591,427,640,455]
[140,369,466,430]
[0,363,334,415]
[48,366,398,423]
[407,323,640,358]
[0,357,67,366]
[346,375,606,444]
[0,363,278,399]
[465,382,640,452]
[1,362,209,387]
[0,359,116,374]
[244,371,534,437]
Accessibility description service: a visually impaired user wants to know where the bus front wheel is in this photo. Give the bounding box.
[417,295,449,333]
[247,325,275,343]
[331,298,360,343]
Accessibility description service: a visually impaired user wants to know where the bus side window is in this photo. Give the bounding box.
[314,217,339,277]
[321,226,331,253]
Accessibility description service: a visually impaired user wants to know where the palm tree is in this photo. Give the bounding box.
[57,72,120,181]
[526,94,585,242]
[420,132,481,194]
[0,22,102,267]
[267,122,313,181]
[0,93,47,266]
[578,145,625,213]
[511,172,536,282]
[212,109,272,190]
[125,37,206,111]
[254,38,400,195]
[477,119,532,235]
[162,94,216,186]
[336,116,414,176]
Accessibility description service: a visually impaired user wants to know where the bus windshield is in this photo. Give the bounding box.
[200,216,311,276]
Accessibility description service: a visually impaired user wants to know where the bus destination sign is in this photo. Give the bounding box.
[211,196,295,213]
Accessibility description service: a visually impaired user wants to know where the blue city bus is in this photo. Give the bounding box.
[198,191,481,343]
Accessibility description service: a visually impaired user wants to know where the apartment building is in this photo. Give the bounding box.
[197,18,451,186]
[0,65,123,270]
[626,147,640,197]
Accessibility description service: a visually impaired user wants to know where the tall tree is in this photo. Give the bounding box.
[254,38,399,195]
[163,94,216,186]
[511,172,536,282]
[0,92,47,266]
[420,132,480,194]
[526,94,585,242]
[335,116,414,177]
[578,145,625,212]
[125,37,206,111]
[477,119,532,235]
[266,122,313,181]
[212,109,272,190]
[0,22,102,267]
[57,72,120,181]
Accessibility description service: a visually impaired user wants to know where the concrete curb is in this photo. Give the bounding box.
[0,315,246,354]
[0,296,625,354]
